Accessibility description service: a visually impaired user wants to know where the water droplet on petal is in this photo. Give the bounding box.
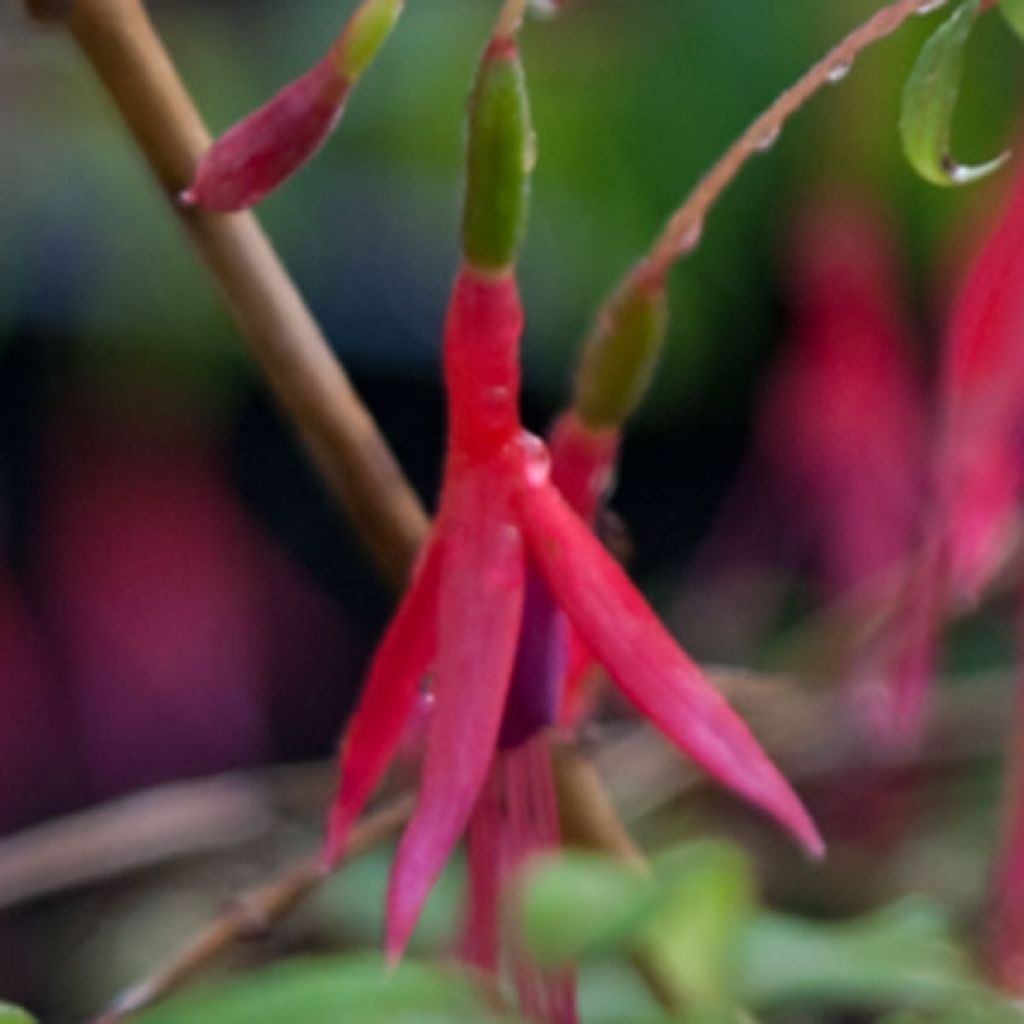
[915,0,947,14]
[515,432,552,487]
[826,58,853,83]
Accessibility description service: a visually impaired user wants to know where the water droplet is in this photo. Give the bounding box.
[915,0,947,14]
[516,432,551,486]
[826,58,853,83]
[753,123,780,152]
[523,130,538,174]
[676,219,704,256]
[528,0,560,18]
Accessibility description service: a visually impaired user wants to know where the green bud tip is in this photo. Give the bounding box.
[334,0,404,81]
[574,270,669,430]
[461,38,535,272]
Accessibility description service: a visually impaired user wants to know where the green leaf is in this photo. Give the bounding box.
[641,844,754,1009]
[522,840,754,1009]
[135,956,516,1024]
[738,900,980,1012]
[900,0,1010,186]
[0,1004,36,1024]
[1002,0,1024,42]
[521,853,656,965]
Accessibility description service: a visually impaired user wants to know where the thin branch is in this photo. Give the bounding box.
[639,0,942,280]
[27,0,430,590]
[93,794,414,1024]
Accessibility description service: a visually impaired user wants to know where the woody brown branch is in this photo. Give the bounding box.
[24,0,430,591]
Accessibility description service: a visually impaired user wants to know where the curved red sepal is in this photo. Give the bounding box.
[386,469,526,959]
[515,479,824,859]
[323,535,444,867]
[182,57,349,213]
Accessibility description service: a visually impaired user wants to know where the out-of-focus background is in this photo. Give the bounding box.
[1,0,1021,1019]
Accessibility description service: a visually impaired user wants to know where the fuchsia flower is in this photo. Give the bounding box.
[758,196,927,600]
[859,156,1024,744]
[182,0,403,212]
[324,17,823,979]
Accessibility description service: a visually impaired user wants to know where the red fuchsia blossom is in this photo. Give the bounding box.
[857,156,1024,746]
[758,196,927,602]
[182,0,403,212]
[324,10,823,986]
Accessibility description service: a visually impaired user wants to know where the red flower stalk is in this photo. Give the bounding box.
[324,10,822,975]
[182,0,404,212]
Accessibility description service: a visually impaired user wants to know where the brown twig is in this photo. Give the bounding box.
[26,0,430,590]
[92,794,414,1024]
[638,0,941,280]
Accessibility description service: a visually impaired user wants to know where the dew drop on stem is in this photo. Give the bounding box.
[826,58,853,83]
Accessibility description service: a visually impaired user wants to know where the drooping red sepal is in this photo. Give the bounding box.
[183,57,350,213]
[386,467,526,959]
[515,477,824,859]
[939,160,1024,600]
[324,535,445,867]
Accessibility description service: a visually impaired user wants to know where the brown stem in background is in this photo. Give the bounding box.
[28,0,430,590]
[92,795,414,1024]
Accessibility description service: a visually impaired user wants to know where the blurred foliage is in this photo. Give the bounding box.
[134,956,519,1024]
[0,1005,36,1024]
[521,841,1023,1021]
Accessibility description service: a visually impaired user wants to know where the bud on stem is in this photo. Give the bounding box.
[183,0,404,212]
[331,0,405,81]
[573,267,668,431]
[462,36,535,272]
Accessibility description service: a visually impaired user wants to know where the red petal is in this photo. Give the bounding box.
[323,534,444,866]
[182,57,349,212]
[386,470,525,959]
[516,480,823,858]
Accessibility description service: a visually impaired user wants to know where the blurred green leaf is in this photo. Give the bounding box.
[882,993,1024,1023]
[641,844,754,1009]
[1002,0,1024,42]
[738,899,979,1012]
[900,0,1010,186]
[135,956,516,1024]
[0,1004,36,1024]
[521,853,655,965]
[522,842,754,1017]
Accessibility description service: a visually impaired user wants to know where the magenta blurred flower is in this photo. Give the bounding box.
[758,194,927,600]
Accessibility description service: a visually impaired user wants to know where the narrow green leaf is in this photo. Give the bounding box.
[135,956,515,1024]
[1002,0,1024,42]
[0,1004,36,1024]
[900,0,1010,186]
